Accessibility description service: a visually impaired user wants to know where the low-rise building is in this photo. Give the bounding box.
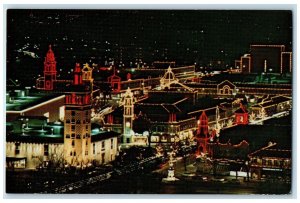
[248,142,291,180]
[6,118,119,170]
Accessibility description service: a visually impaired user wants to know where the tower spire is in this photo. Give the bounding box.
[44,44,57,90]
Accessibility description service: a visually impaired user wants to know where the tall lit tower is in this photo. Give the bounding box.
[64,63,92,166]
[195,111,210,154]
[122,87,135,144]
[43,45,57,90]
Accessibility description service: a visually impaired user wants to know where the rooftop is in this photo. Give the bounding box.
[219,114,292,152]
[6,90,64,111]
[6,119,119,144]
[250,147,291,159]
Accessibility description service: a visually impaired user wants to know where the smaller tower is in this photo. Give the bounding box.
[160,66,178,90]
[107,67,121,93]
[122,87,135,144]
[235,103,249,125]
[44,45,57,90]
[73,63,83,85]
[82,63,94,93]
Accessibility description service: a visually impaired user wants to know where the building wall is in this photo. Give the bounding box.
[64,107,92,166]
[91,137,118,165]
[240,55,251,73]
[6,142,64,169]
[281,52,292,73]
[6,137,119,169]
[250,45,285,73]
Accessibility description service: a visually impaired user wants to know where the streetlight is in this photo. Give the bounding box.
[26,118,29,129]
[22,123,26,135]
[245,160,250,182]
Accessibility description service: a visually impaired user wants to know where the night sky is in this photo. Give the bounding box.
[6,10,292,83]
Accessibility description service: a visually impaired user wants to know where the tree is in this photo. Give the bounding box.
[132,112,152,147]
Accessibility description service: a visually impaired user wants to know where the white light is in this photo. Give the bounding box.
[126,122,130,127]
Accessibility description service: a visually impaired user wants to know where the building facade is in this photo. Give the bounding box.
[64,63,93,166]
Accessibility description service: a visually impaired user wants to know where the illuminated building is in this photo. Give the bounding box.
[63,63,93,166]
[235,103,249,125]
[248,142,291,180]
[187,80,291,96]
[234,60,240,69]
[105,68,234,147]
[6,90,65,123]
[102,65,197,97]
[195,111,212,154]
[281,52,292,73]
[6,117,119,169]
[250,95,292,118]
[250,45,286,73]
[107,68,121,93]
[121,88,135,144]
[43,45,57,90]
[82,63,94,93]
[153,61,176,69]
[240,54,251,73]
[6,60,120,169]
[235,44,292,74]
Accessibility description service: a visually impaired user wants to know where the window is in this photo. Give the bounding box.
[85,111,89,116]
[86,140,88,146]
[93,143,95,155]
[59,106,65,121]
[267,160,272,166]
[85,151,88,155]
[15,143,20,155]
[66,119,70,123]
[44,145,49,156]
[101,153,105,164]
[66,134,70,138]
[71,111,76,117]
[76,134,81,139]
[111,139,114,149]
[85,125,88,131]
[71,125,75,132]
[74,152,76,156]
[71,118,75,124]
[76,119,81,124]
[72,140,75,147]
[127,138,130,143]
[71,133,75,139]
[101,141,105,149]
[70,151,73,156]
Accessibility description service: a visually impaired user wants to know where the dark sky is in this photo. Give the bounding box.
[6,10,292,82]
